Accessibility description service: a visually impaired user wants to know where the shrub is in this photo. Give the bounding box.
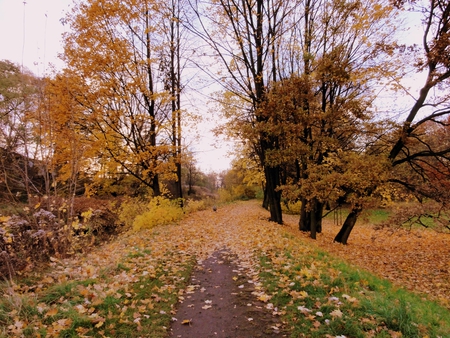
[0,196,123,278]
[218,188,234,203]
[0,209,71,279]
[117,197,149,229]
[184,199,209,213]
[133,196,184,231]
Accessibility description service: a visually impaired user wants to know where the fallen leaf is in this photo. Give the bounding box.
[330,309,343,318]
[45,308,58,317]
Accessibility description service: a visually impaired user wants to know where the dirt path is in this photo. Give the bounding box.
[169,249,285,338]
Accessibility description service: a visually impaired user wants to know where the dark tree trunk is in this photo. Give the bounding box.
[299,199,323,238]
[262,185,269,210]
[299,197,310,231]
[312,200,323,235]
[152,174,161,197]
[265,166,282,224]
[310,199,317,239]
[334,205,362,244]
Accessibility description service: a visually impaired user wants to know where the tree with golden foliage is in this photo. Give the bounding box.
[59,0,189,197]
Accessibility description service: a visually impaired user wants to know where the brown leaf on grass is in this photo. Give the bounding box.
[45,308,58,317]
[330,309,343,318]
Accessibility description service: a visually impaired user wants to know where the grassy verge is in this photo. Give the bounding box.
[257,234,450,338]
[0,247,196,338]
[324,207,391,225]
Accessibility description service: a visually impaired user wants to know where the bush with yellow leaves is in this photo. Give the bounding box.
[184,199,209,213]
[118,197,149,229]
[132,196,184,231]
[281,200,303,215]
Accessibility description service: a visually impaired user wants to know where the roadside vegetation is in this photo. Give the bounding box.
[1,202,449,338]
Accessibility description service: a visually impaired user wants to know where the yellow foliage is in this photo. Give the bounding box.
[118,198,149,229]
[281,200,302,215]
[132,197,183,231]
[218,188,234,203]
[232,185,246,199]
[184,199,208,213]
[81,209,93,221]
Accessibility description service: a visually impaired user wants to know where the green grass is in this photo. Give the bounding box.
[0,251,196,338]
[257,247,450,338]
[323,207,391,227]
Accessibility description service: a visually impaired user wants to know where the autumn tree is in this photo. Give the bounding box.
[292,0,398,240]
[60,0,190,197]
[204,0,395,235]
[157,0,194,201]
[187,0,305,223]
[32,74,95,215]
[334,0,450,243]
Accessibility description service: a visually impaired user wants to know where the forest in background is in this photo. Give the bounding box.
[2,0,450,277]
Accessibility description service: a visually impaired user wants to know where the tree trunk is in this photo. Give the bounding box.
[315,201,323,234]
[310,199,317,239]
[265,166,282,224]
[299,197,310,231]
[262,185,269,210]
[152,174,161,197]
[299,199,323,237]
[334,205,362,244]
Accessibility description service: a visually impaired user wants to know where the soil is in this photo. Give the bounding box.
[169,249,287,338]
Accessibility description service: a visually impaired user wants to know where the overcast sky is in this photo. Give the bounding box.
[0,0,71,75]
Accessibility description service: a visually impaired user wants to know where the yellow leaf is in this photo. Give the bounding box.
[181,319,191,325]
[257,294,271,302]
[0,216,11,223]
[95,321,104,328]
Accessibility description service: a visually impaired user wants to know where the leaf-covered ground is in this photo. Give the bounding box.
[282,213,450,309]
[1,201,450,337]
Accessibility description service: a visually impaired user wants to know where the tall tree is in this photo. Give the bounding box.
[34,74,93,215]
[297,0,397,238]
[188,0,302,223]
[334,0,450,243]
[60,0,189,196]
